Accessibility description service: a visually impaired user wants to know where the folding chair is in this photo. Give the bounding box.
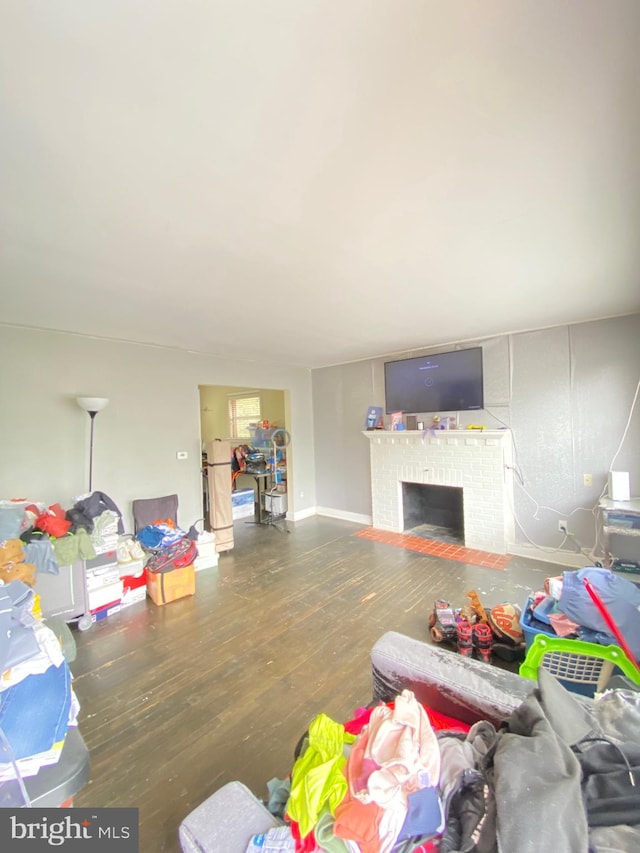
[132,494,179,534]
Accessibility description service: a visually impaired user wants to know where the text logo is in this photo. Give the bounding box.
[0,809,138,851]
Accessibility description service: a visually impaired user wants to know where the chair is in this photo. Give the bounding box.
[132,494,179,534]
[519,634,640,696]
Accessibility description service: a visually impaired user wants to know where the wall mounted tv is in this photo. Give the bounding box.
[384,347,484,414]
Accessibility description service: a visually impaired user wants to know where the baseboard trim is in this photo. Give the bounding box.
[507,543,590,569]
[315,507,372,526]
[288,506,317,522]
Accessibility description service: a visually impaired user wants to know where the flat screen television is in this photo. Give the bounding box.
[384,347,484,414]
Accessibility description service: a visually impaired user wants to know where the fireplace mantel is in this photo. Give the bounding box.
[363,429,514,554]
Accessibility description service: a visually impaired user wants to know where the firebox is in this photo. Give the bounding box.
[402,482,464,543]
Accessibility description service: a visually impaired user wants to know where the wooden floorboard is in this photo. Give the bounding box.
[71,515,556,851]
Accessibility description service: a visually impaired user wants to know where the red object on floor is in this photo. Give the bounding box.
[354,528,511,570]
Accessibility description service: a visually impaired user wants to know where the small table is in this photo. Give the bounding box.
[598,497,640,571]
[237,471,289,534]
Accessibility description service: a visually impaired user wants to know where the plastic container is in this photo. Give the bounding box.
[530,595,560,626]
[520,597,559,651]
[519,634,640,697]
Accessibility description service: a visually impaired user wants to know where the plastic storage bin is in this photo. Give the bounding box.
[520,597,559,651]
[232,488,254,520]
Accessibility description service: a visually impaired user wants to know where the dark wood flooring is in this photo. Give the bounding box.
[71,516,558,852]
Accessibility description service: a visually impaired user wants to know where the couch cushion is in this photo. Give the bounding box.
[371,631,535,727]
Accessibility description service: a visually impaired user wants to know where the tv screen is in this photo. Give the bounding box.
[384,347,484,414]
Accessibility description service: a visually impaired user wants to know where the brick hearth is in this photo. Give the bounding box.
[363,429,515,554]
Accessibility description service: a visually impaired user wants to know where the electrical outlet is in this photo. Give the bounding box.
[583,473,593,487]
[176,451,188,460]
[558,519,568,533]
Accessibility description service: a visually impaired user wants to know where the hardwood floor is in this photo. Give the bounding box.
[71,516,558,852]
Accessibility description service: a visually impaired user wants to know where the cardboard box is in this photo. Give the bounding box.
[233,502,254,520]
[196,532,217,558]
[232,488,255,520]
[91,602,122,623]
[86,551,118,570]
[120,571,147,608]
[118,558,145,578]
[87,580,123,612]
[146,564,195,606]
[194,553,218,572]
[85,563,121,591]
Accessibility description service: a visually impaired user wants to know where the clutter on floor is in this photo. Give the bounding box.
[426,569,640,681]
[179,630,640,853]
[0,578,84,805]
[427,589,526,663]
[180,573,640,851]
[0,491,220,807]
[1,493,217,629]
[524,566,640,662]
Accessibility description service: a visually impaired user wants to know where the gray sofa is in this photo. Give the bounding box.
[179,630,638,853]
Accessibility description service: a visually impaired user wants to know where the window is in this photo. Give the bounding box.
[228,393,261,440]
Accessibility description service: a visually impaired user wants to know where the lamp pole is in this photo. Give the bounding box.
[76,397,109,493]
[87,409,98,492]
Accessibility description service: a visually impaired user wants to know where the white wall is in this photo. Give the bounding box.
[311,314,640,563]
[0,327,315,532]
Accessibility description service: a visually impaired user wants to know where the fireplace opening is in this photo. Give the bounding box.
[401,482,464,545]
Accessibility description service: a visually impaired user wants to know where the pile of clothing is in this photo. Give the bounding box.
[0,580,79,804]
[525,566,640,662]
[136,519,187,552]
[0,493,126,580]
[248,677,640,853]
[135,519,198,576]
[259,690,468,853]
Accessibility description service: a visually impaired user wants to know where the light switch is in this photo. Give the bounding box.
[176,451,188,460]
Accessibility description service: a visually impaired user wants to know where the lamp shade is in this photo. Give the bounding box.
[76,396,109,413]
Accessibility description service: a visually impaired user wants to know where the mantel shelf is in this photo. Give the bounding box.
[362,429,510,440]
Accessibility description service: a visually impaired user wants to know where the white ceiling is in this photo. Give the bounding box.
[1,1,639,369]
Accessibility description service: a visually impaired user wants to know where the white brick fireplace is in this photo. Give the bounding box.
[363,429,515,554]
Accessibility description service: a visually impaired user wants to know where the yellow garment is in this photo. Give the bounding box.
[287,713,356,838]
[0,538,37,586]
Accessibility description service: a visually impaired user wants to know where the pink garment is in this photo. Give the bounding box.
[338,692,443,853]
[548,611,580,637]
[338,716,407,853]
[363,689,441,803]
[344,728,375,798]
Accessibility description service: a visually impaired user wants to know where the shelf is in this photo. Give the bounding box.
[603,526,640,538]
[598,497,640,568]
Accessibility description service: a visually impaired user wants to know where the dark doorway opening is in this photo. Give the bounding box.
[402,482,464,545]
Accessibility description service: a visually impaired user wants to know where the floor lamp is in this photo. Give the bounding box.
[76,396,109,493]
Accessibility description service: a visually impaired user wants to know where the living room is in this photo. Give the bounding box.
[1,3,640,851]
[1,4,639,558]
[2,314,638,566]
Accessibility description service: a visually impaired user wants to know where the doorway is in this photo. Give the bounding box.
[198,384,289,527]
